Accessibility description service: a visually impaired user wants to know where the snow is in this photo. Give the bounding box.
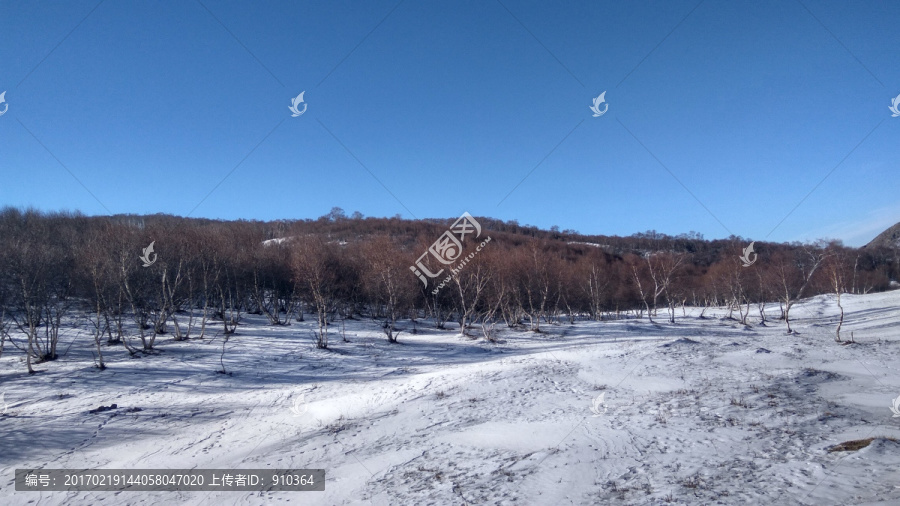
[566,241,608,249]
[2,291,899,505]
[261,237,290,247]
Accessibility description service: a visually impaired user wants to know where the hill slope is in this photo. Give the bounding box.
[865,221,900,249]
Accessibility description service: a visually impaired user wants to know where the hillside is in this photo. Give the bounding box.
[865,221,900,249]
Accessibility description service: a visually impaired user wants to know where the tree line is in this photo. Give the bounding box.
[0,207,895,373]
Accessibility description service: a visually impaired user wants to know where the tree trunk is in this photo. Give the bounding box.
[835,292,844,341]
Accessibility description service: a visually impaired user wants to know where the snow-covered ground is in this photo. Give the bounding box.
[2,291,899,505]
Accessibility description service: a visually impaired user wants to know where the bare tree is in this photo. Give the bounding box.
[657,252,688,324]
[772,244,828,334]
[451,259,491,336]
[628,251,683,323]
[246,237,297,326]
[77,225,120,369]
[292,237,341,348]
[1,210,76,372]
[118,230,157,352]
[628,255,653,322]
[361,236,413,343]
[753,262,774,325]
[211,226,249,336]
[824,242,852,342]
[518,242,556,332]
[488,246,522,328]
[478,251,506,341]
[646,252,684,322]
[710,256,750,325]
[579,253,610,321]
[192,228,224,339]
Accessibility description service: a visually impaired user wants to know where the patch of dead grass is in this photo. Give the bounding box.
[826,436,898,453]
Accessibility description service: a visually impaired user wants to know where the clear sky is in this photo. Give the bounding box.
[1,0,898,246]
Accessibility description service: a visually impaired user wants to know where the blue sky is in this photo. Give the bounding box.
[1,0,898,245]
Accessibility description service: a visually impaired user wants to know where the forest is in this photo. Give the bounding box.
[0,206,896,373]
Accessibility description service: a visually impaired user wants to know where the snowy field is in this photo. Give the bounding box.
[1,291,899,505]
